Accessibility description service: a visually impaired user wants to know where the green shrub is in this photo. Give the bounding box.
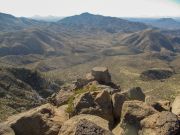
[65,96,74,114]
[65,84,100,114]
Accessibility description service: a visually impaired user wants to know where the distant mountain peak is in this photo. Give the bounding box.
[158,18,177,22]
[80,12,93,16]
[58,13,148,33]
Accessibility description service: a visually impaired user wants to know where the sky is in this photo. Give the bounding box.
[0,0,180,17]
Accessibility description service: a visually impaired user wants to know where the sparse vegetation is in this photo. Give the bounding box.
[65,96,75,114]
[65,85,100,114]
[0,12,180,122]
[140,68,174,80]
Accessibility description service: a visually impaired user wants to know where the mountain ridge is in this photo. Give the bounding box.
[58,12,149,33]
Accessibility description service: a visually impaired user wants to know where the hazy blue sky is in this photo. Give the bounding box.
[0,0,180,17]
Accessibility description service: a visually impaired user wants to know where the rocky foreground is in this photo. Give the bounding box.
[0,67,180,135]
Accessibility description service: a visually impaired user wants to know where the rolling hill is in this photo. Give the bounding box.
[0,12,48,32]
[0,67,60,121]
[127,18,180,30]
[120,29,175,52]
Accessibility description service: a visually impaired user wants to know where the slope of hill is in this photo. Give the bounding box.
[58,12,149,33]
[0,28,73,56]
[127,18,180,30]
[120,29,175,52]
[0,12,48,32]
[149,18,180,30]
[0,67,60,121]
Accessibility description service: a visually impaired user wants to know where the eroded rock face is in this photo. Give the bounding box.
[122,87,145,101]
[73,91,114,125]
[73,92,96,113]
[94,90,114,124]
[120,100,157,135]
[172,96,180,117]
[4,103,69,135]
[58,114,113,135]
[112,93,126,121]
[140,111,180,135]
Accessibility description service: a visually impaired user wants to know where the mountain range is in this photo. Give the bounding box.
[0,12,180,120]
[126,17,180,30]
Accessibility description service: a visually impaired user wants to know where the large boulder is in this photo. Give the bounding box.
[4,103,69,135]
[58,114,113,135]
[120,100,157,135]
[86,67,111,85]
[94,90,114,124]
[112,93,126,121]
[172,96,180,117]
[0,124,15,135]
[73,91,114,126]
[122,87,145,101]
[140,111,180,135]
[73,92,96,114]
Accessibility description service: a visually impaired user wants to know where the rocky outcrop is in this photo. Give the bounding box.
[172,96,180,117]
[58,114,113,135]
[140,111,180,135]
[1,67,180,135]
[120,100,157,134]
[3,103,69,135]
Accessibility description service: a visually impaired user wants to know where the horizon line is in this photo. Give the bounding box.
[1,11,180,19]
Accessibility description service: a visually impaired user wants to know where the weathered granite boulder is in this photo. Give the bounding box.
[73,91,114,126]
[58,114,114,135]
[94,90,114,124]
[122,87,145,101]
[4,103,69,135]
[120,100,157,135]
[140,111,180,135]
[112,93,126,121]
[172,96,180,117]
